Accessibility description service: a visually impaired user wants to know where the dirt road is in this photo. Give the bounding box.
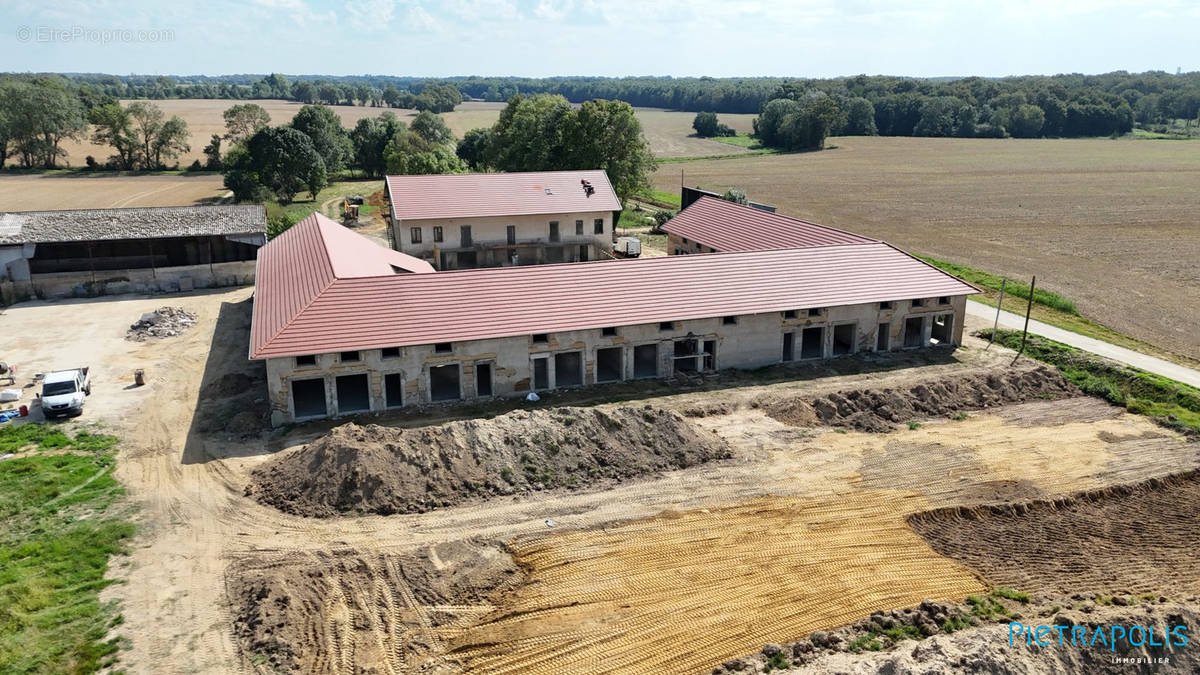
[1,293,1195,674]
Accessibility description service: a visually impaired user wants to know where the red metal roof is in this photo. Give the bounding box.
[662,196,877,251]
[250,221,978,359]
[385,170,622,221]
[250,213,433,358]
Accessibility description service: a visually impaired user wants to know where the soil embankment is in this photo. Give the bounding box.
[249,405,732,516]
[766,366,1078,431]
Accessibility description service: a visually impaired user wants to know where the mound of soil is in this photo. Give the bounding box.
[249,405,732,516]
[720,596,1200,674]
[766,367,1078,432]
[908,469,1200,597]
[125,306,197,341]
[228,542,519,673]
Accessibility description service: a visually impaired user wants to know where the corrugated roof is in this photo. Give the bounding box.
[386,170,622,221]
[662,197,876,251]
[250,221,978,359]
[0,205,266,245]
[249,213,433,358]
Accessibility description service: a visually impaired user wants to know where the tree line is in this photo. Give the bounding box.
[219,94,656,208]
[0,74,191,169]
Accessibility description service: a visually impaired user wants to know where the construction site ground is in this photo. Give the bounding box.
[0,289,1195,674]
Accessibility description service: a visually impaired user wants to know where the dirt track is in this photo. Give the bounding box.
[2,294,1196,674]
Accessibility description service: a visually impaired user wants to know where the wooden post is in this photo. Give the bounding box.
[148,240,157,279]
[1010,276,1035,366]
[86,241,96,285]
[985,278,1006,350]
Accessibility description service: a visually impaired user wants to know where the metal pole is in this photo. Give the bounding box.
[1010,276,1035,366]
[986,278,1006,350]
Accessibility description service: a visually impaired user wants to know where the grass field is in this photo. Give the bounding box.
[52,100,757,167]
[654,136,1200,361]
[0,425,133,673]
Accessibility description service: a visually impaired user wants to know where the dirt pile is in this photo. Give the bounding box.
[766,367,1077,431]
[909,469,1200,597]
[125,306,197,341]
[194,367,268,437]
[249,404,732,516]
[228,541,519,674]
[719,596,1200,674]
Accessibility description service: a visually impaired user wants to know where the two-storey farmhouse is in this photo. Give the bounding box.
[384,170,622,269]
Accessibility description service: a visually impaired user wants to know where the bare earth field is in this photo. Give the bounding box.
[0,172,227,211]
[655,136,1200,360]
[53,99,752,166]
[2,293,1197,674]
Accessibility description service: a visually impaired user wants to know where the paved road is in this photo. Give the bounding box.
[966,300,1200,389]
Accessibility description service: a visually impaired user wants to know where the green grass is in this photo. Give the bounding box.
[846,634,883,653]
[763,651,791,671]
[0,425,133,673]
[916,256,1078,314]
[990,587,1030,603]
[906,420,921,430]
[711,133,766,149]
[264,179,383,224]
[634,188,681,209]
[982,328,1200,434]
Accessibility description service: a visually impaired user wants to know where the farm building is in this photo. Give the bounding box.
[384,170,622,269]
[251,211,977,426]
[663,195,872,255]
[0,205,266,304]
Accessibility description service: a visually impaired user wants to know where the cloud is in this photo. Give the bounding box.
[344,0,399,31]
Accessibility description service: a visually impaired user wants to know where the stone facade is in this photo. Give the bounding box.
[388,210,615,269]
[264,295,967,425]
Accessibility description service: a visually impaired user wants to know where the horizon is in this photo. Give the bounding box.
[2,1,1196,78]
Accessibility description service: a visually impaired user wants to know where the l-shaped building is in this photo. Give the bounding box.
[251,178,978,425]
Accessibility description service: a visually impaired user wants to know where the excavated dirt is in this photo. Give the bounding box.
[908,470,1200,598]
[248,405,732,517]
[227,541,519,674]
[765,366,1079,431]
[725,597,1200,674]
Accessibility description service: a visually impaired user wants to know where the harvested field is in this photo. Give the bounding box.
[451,492,988,675]
[654,136,1200,360]
[0,173,226,210]
[52,99,748,165]
[910,470,1200,597]
[765,366,1077,431]
[248,406,731,516]
[228,541,519,673]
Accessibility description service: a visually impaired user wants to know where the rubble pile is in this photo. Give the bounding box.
[126,306,198,341]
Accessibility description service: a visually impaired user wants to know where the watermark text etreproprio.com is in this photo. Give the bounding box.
[15,25,175,44]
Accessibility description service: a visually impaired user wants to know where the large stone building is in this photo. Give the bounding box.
[384,170,622,269]
[0,205,265,304]
[251,207,977,426]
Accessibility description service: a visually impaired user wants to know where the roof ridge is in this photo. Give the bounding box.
[250,216,339,358]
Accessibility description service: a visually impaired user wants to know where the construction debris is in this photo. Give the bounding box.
[126,307,197,341]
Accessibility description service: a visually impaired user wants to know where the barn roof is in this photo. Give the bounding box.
[250,213,434,361]
[0,205,267,246]
[662,197,877,251]
[385,170,621,221]
[250,217,978,359]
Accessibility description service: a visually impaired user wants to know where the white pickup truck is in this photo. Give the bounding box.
[40,368,92,419]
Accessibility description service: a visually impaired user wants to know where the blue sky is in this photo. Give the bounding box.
[1,0,1196,78]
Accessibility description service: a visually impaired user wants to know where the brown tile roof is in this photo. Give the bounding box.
[385,170,621,221]
[662,197,876,251]
[249,217,977,359]
[249,213,433,360]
